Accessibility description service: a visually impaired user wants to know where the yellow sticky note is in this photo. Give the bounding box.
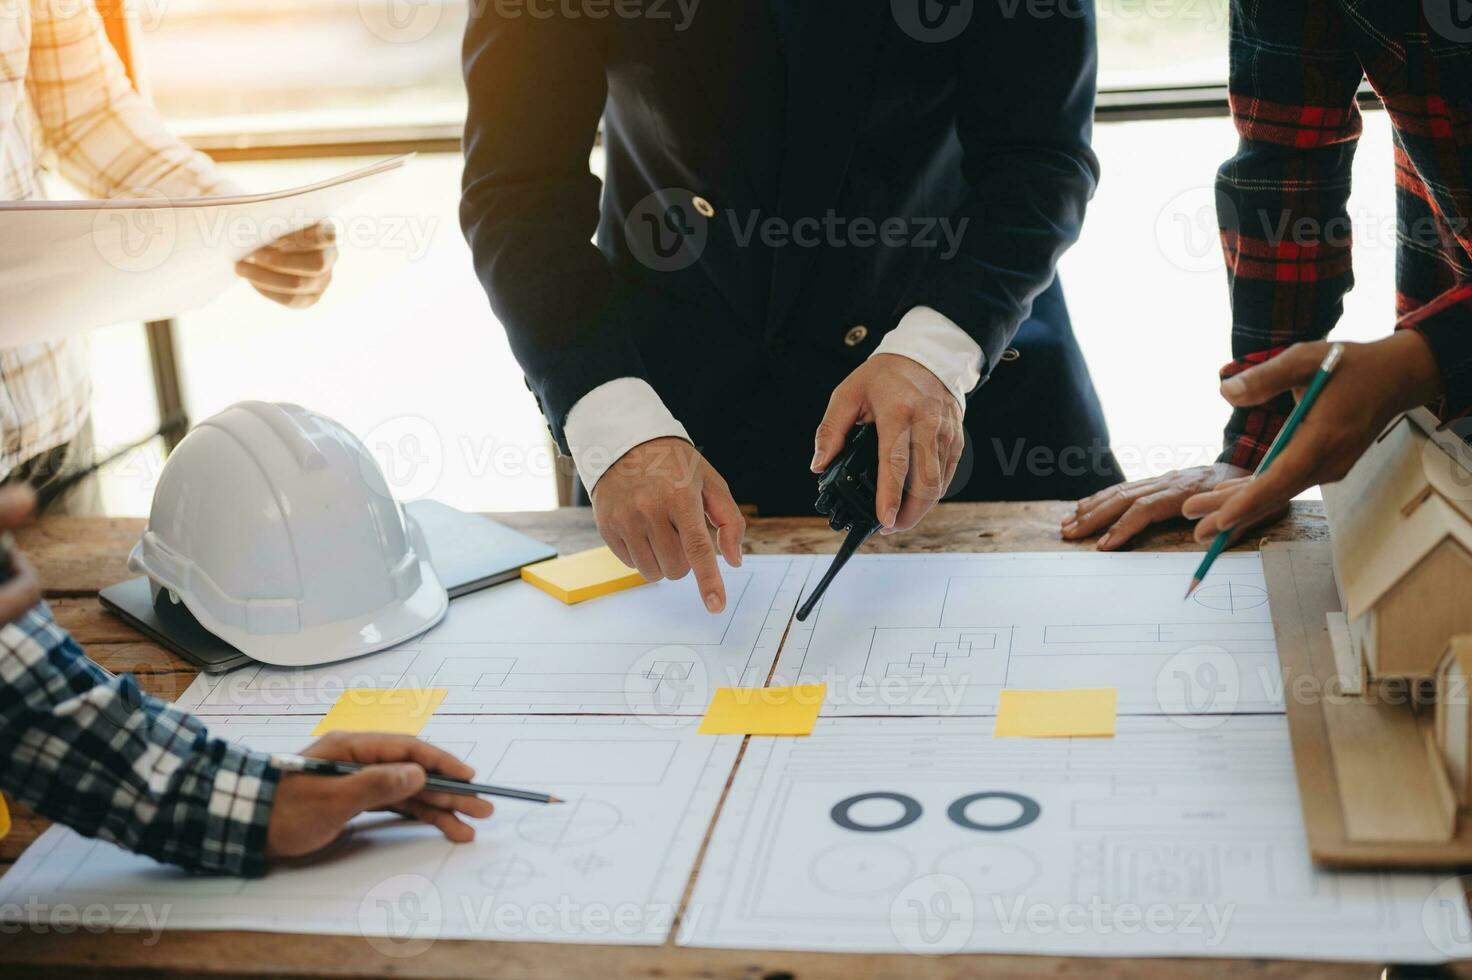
[521,546,648,604]
[0,794,10,840]
[994,688,1117,738]
[698,684,826,736]
[311,688,448,736]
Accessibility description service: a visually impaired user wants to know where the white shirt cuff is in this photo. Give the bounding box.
[871,306,984,407]
[563,377,692,491]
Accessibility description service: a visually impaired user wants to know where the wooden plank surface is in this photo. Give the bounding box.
[7,502,1434,980]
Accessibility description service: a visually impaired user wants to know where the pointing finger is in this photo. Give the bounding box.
[675,499,725,614]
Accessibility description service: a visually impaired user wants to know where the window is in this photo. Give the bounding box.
[88,1,1394,515]
[135,0,469,133]
[1096,0,1230,90]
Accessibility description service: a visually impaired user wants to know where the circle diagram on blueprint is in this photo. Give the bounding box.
[810,842,916,898]
[933,842,1040,894]
[1191,582,1268,613]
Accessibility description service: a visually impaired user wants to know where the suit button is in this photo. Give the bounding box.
[692,195,715,218]
[843,325,869,347]
[1000,347,1021,362]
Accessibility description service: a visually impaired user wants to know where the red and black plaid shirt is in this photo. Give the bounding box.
[1218,0,1472,468]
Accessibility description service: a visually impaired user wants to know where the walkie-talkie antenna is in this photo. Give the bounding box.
[795,423,883,622]
[795,518,880,622]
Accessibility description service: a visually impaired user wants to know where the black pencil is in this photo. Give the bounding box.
[268,753,563,804]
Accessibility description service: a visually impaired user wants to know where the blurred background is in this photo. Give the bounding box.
[73,0,1397,515]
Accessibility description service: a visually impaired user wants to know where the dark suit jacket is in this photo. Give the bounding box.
[461,0,1102,506]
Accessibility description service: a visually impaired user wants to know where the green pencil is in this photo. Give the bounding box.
[1186,343,1346,599]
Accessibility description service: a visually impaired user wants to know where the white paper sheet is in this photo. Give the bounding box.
[678,715,1472,962]
[0,716,741,946]
[0,156,406,344]
[777,552,1284,716]
[174,555,811,717]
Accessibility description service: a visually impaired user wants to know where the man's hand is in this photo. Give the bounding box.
[591,437,746,614]
[266,732,495,860]
[235,222,338,309]
[0,485,42,626]
[812,354,964,534]
[1063,464,1250,550]
[1186,334,1441,543]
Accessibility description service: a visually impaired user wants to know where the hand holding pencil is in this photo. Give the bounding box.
[266,732,500,859]
[1183,333,1444,552]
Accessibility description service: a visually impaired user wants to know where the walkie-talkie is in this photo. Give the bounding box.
[795,423,882,622]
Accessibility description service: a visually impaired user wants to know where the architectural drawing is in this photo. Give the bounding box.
[174,556,811,717]
[774,553,1284,716]
[0,717,742,946]
[679,716,1472,961]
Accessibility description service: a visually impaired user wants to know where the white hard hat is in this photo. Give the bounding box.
[129,401,448,667]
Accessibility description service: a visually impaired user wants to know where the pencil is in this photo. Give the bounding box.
[1186,343,1346,598]
[268,753,563,804]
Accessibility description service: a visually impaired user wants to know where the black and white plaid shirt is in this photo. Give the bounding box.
[0,604,279,876]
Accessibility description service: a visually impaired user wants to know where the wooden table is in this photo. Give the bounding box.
[2,501,1420,979]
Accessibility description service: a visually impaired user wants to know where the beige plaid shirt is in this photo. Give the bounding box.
[1,0,229,479]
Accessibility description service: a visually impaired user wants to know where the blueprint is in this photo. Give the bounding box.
[0,716,741,946]
[775,552,1284,716]
[13,549,1465,961]
[175,555,811,718]
[678,716,1472,961]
